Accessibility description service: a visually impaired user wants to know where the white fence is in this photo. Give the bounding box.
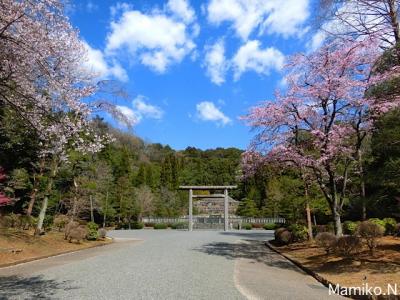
[142,216,285,224]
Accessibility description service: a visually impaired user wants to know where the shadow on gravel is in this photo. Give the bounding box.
[219,232,274,240]
[194,239,303,273]
[0,275,78,299]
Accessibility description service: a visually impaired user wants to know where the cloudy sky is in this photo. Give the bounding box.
[70,0,320,150]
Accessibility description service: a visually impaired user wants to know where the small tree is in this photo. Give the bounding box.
[356,221,384,255]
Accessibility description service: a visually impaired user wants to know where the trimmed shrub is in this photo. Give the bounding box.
[312,225,332,236]
[288,224,308,242]
[154,223,168,229]
[263,223,277,230]
[280,231,292,244]
[170,222,187,229]
[53,215,69,231]
[335,235,362,256]
[86,222,99,240]
[131,222,144,229]
[315,232,337,254]
[357,221,384,254]
[251,223,263,229]
[144,222,155,227]
[396,223,400,237]
[368,218,386,231]
[275,228,287,240]
[242,223,252,230]
[68,226,88,243]
[343,221,358,235]
[382,218,397,235]
[64,221,79,239]
[98,228,107,239]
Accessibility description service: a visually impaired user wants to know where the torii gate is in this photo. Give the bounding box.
[179,186,237,231]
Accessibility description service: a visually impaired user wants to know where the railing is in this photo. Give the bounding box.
[142,216,285,224]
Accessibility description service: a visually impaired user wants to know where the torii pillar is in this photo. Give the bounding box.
[179,186,237,231]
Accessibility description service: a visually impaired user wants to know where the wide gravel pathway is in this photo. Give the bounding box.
[0,230,344,300]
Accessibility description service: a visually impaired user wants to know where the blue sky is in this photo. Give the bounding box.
[69,0,320,150]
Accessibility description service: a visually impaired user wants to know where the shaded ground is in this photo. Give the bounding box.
[1,230,344,299]
[272,236,400,290]
[0,228,111,267]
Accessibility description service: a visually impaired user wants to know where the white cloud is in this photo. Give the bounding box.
[307,31,326,52]
[207,0,310,40]
[116,96,164,126]
[133,95,164,120]
[86,1,98,13]
[167,0,195,24]
[106,1,198,73]
[82,41,128,82]
[196,101,231,126]
[116,105,140,125]
[232,40,284,80]
[203,39,229,85]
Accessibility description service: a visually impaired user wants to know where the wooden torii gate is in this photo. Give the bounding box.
[179,186,237,231]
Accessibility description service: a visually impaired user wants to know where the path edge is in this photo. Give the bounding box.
[265,241,400,300]
[0,238,114,269]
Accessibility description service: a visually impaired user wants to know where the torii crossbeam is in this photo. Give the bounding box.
[179,186,237,231]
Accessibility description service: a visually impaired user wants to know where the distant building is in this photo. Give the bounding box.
[194,195,239,215]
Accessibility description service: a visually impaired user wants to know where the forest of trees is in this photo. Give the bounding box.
[0,0,399,237]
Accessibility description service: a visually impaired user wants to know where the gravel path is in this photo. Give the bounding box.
[0,230,344,300]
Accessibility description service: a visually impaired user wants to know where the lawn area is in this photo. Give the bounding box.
[0,228,111,267]
[270,236,400,290]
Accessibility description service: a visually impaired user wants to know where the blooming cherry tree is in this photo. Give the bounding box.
[243,38,386,236]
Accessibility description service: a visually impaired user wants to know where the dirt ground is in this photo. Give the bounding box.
[0,228,111,267]
[271,236,400,290]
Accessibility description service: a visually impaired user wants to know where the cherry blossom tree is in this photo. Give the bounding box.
[0,0,133,235]
[243,39,385,236]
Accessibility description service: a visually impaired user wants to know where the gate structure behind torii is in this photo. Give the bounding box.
[179,186,237,231]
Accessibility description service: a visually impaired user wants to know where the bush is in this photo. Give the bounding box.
[98,228,107,239]
[368,218,386,231]
[335,235,362,256]
[315,232,337,254]
[312,225,331,236]
[343,221,358,235]
[242,223,252,230]
[86,222,99,240]
[131,222,144,229]
[288,224,308,242]
[154,223,168,229]
[357,221,384,254]
[251,223,263,229]
[43,215,53,231]
[53,215,69,231]
[4,213,20,228]
[144,222,155,227]
[170,222,187,229]
[396,223,400,237]
[382,218,397,235]
[275,228,287,240]
[263,223,277,230]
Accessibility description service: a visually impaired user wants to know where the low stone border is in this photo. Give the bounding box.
[265,241,400,300]
[0,238,113,269]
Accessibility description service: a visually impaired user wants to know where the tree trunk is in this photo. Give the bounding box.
[332,205,343,237]
[388,0,400,43]
[304,186,313,240]
[35,161,57,236]
[35,195,48,236]
[90,195,94,222]
[103,191,108,228]
[26,187,37,217]
[356,149,367,221]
